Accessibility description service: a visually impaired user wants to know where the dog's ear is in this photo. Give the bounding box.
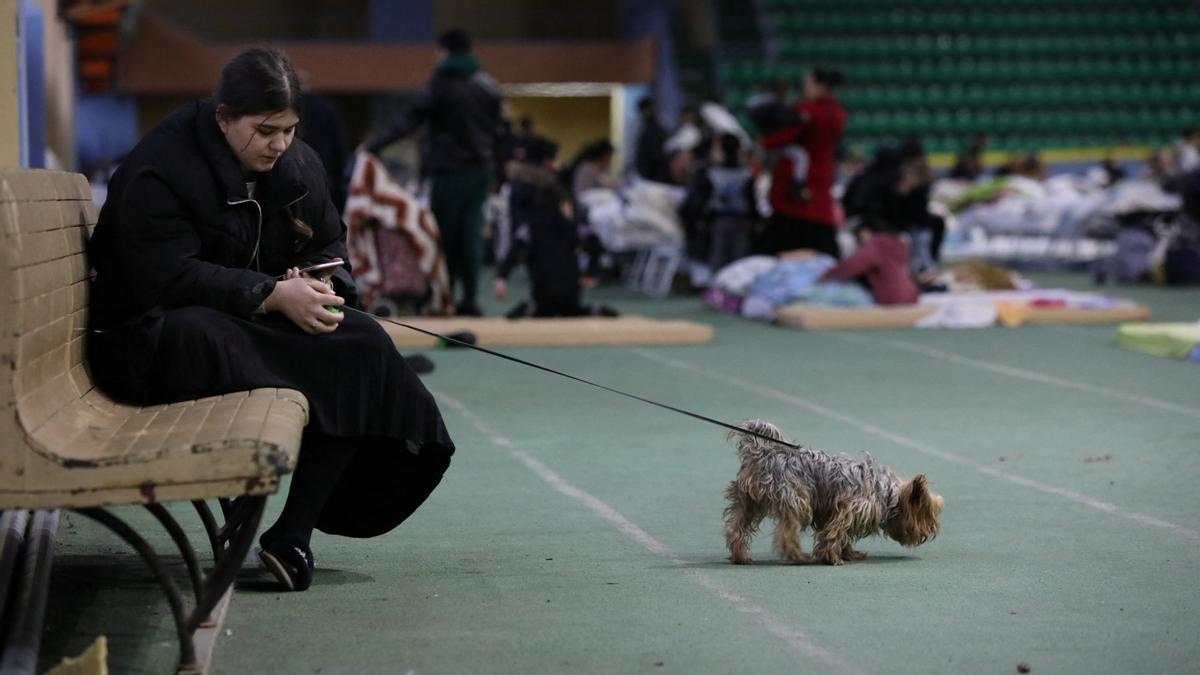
[909,475,929,505]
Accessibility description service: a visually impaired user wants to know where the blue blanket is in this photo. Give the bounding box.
[742,256,875,320]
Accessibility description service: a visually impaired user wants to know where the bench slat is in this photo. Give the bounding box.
[14,255,88,303]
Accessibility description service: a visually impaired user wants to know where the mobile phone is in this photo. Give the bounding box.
[278,259,344,279]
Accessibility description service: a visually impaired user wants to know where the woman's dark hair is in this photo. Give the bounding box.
[214,48,310,238]
[213,48,303,120]
[811,68,845,88]
[525,136,559,165]
[578,139,614,163]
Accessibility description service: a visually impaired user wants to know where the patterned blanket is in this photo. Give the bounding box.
[344,151,453,315]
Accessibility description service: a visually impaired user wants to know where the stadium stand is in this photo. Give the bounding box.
[719,0,1200,156]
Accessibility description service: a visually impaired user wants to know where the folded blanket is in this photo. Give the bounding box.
[742,256,874,320]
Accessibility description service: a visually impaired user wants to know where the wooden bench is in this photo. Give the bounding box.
[0,168,308,673]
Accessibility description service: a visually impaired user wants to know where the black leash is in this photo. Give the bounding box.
[347,306,802,450]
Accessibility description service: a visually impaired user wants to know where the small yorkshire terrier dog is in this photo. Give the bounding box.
[724,420,944,566]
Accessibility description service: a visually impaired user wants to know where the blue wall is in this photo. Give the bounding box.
[619,0,682,127]
[370,0,434,42]
[18,0,45,168]
[75,94,139,174]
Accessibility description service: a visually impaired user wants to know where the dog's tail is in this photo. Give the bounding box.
[729,419,788,458]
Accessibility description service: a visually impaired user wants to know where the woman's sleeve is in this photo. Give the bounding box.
[294,168,359,309]
[118,170,276,317]
[820,241,878,281]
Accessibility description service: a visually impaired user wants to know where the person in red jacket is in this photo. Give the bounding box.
[818,221,919,305]
[758,69,847,258]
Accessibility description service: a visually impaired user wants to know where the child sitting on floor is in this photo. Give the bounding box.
[817,219,919,305]
[493,137,618,318]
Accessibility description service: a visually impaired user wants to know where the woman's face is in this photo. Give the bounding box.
[802,73,824,100]
[217,108,300,174]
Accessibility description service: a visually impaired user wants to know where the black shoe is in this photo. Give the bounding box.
[505,301,530,319]
[405,353,435,374]
[257,538,315,592]
[454,301,483,317]
[439,330,477,349]
[591,304,620,317]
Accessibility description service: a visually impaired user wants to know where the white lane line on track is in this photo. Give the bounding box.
[628,349,1200,543]
[434,390,865,675]
[825,332,1200,420]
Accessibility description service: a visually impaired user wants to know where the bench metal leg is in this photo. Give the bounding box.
[0,510,59,675]
[145,504,204,606]
[74,508,198,671]
[190,501,223,562]
[191,497,263,630]
[195,496,259,563]
[72,497,266,674]
[0,511,30,632]
[217,498,233,521]
[217,497,255,548]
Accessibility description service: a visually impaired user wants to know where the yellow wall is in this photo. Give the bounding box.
[507,95,611,167]
[0,0,19,166]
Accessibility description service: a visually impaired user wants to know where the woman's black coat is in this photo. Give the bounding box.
[89,98,356,334]
[86,100,454,539]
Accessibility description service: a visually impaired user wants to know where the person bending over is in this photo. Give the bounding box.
[818,220,918,305]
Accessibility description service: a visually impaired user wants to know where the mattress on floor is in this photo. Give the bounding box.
[776,289,1151,330]
[1114,321,1200,359]
[378,315,714,348]
[775,304,937,330]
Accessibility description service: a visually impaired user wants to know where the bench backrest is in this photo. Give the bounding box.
[0,168,98,458]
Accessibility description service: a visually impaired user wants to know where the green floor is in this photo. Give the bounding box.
[41,273,1200,674]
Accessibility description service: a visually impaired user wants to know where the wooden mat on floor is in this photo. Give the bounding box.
[378,315,714,348]
[776,299,1151,330]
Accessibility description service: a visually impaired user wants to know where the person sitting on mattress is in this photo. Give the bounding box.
[818,219,919,305]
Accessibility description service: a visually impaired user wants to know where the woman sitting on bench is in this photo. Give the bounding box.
[86,47,455,592]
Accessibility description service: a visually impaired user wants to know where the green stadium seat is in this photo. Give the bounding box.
[723,0,1200,155]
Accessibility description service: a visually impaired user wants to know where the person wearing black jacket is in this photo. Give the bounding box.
[634,97,670,183]
[368,29,502,316]
[492,137,617,318]
[87,48,455,592]
[841,138,944,271]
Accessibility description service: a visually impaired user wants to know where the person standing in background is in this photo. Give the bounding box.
[757,68,846,258]
[300,89,351,212]
[634,97,670,183]
[368,29,502,316]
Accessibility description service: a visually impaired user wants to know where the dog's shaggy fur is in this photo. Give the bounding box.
[724,420,943,565]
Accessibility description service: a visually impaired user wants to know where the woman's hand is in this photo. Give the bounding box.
[493,278,509,299]
[263,276,345,335]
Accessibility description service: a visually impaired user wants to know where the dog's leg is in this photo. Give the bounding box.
[840,546,867,561]
[812,501,862,566]
[724,484,764,565]
[772,497,814,564]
